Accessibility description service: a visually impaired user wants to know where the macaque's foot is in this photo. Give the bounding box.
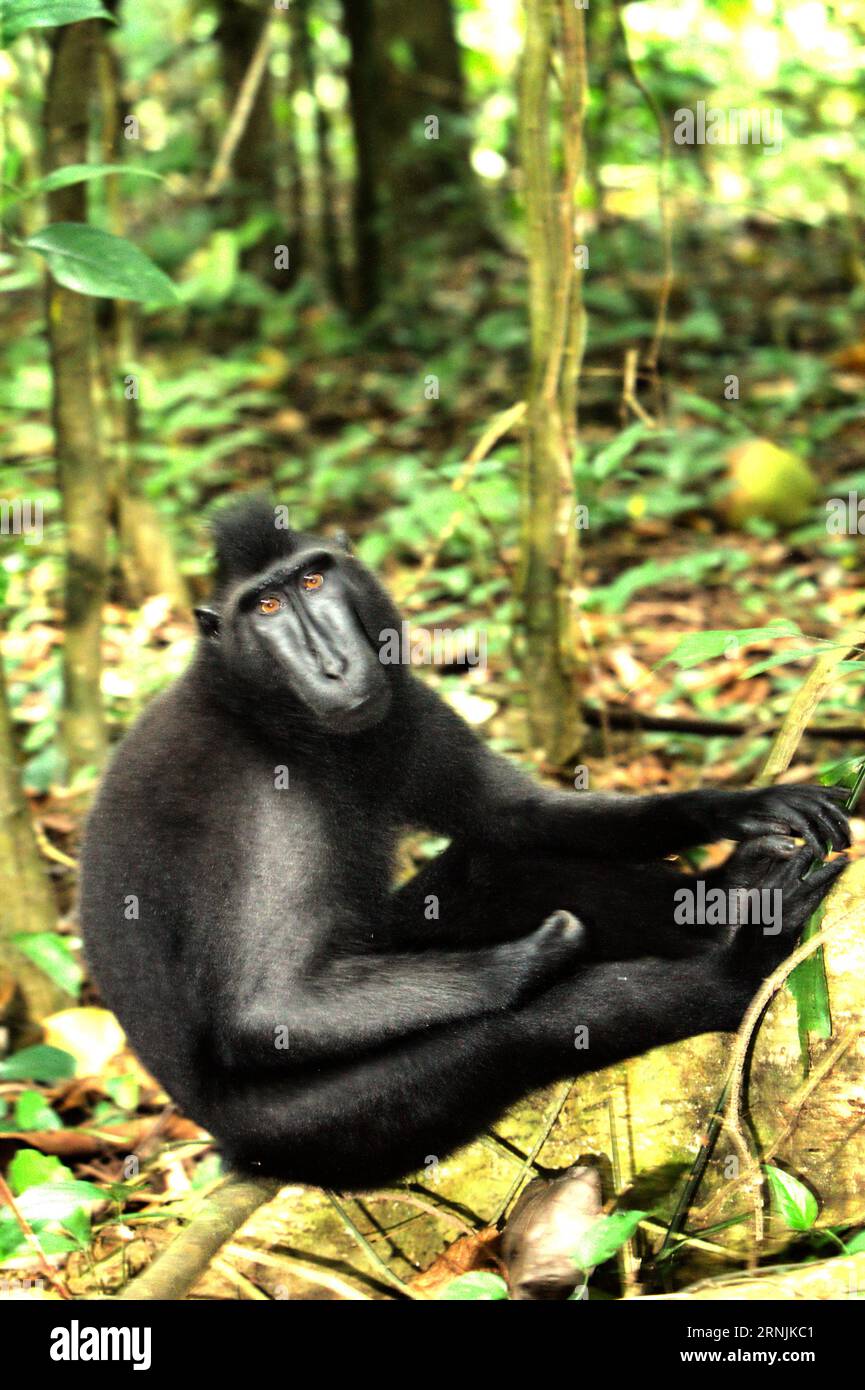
[720,834,847,981]
[505,910,588,998]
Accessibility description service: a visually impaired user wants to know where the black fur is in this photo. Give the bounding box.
[80,499,850,1188]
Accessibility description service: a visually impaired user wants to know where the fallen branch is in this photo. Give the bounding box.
[116,1172,282,1300]
[581,704,865,741]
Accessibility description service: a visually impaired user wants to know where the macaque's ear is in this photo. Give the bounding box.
[333,529,353,554]
[194,607,221,639]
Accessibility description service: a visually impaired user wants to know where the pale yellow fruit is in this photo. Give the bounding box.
[723,438,816,527]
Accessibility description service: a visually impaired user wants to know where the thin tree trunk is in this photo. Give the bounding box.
[340,0,381,315]
[516,0,587,766]
[44,21,108,778]
[279,0,307,282]
[340,0,480,310]
[0,656,71,1032]
[96,25,189,611]
[215,0,277,277]
[371,0,478,246]
[293,0,345,305]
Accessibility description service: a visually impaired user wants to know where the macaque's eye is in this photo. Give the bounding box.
[258,595,282,615]
[301,573,324,592]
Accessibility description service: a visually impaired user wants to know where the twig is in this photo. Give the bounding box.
[354,1190,477,1238]
[712,905,861,1228]
[34,822,77,869]
[324,1191,424,1299]
[491,1078,576,1223]
[698,1009,865,1227]
[653,1080,731,1266]
[205,14,278,199]
[223,1243,372,1299]
[0,1170,71,1299]
[759,626,865,782]
[618,7,674,393]
[658,896,862,1252]
[621,347,657,427]
[395,401,527,605]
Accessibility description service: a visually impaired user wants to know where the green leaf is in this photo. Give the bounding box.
[820,756,865,791]
[662,623,801,670]
[437,1272,509,1300]
[61,1205,92,1247]
[13,1090,62,1132]
[588,423,651,480]
[787,904,832,1049]
[8,1149,71,1195]
[2,0,112,43]
[23,744,68,794]
[106,1073,139,1112]
[2,163,162,210]
[0,1043,76,1083]
[739,648,821,679]
[11,931,82,996]
[765,1165,819,1231]
[25,223,178,305]
[16,1180,105,1222]
[0,1215,74,1260]
[571,1210,647,1269]
[843,1230,865,1255]
[587,551,749,616]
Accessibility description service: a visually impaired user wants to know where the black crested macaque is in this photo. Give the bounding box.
[80,498,850,1188]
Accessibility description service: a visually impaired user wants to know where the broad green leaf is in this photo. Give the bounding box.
[17,1180,105,1222]
[2,0,112,43]
[0,1223,79,1258]
[2,163,161,210]
[765,1165,818,1231]
[0,1043,76,1083]
[844,1230,865,1255]
[25,223,178,305]
[661,623,800,670]
[8,1149,71,1195]
[14,1090,62,1132]
[571,1209,646,1269]
[0,1215,59,1260]
[12,931,82,996]
[437,1271,509,1300]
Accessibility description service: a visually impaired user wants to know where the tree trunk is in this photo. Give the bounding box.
[0,655,71,1033]
[215,0,277,277]
[516,0,587,767]
[96,23,189,611]
[44,21,108,778]
[277,0,307,283]
[292,0,345,305]
[340,0,381,315]
[340,0,478,310]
